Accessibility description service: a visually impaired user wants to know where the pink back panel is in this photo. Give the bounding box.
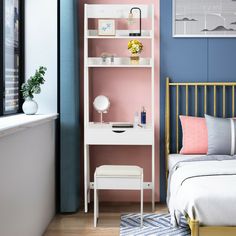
[91,68,151,123]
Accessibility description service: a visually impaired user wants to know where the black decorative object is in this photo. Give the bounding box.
[128,7,142,36]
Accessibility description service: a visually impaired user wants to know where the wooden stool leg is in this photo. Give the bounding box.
[140,175,143,227]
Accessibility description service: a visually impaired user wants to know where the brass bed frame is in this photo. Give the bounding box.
[165,77,236,236]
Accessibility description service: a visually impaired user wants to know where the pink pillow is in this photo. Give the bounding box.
[180,115,208,154]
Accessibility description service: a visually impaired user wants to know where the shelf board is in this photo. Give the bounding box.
[87,57,152,68]
[86,30,152,39]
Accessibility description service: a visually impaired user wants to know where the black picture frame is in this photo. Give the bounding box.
[0,0,24,116]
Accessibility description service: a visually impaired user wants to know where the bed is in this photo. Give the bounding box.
[165,77,236,236]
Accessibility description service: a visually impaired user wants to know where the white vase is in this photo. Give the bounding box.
[22,98,38,115]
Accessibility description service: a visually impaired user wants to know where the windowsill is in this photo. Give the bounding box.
[0,113,58,138]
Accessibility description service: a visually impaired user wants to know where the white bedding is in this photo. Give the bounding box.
[168,154,203,170]
[167,155,236,226]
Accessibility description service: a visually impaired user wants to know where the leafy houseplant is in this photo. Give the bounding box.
[21,66,47,115]
[21,66,47,99]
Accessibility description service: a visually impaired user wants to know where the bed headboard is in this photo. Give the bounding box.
[165,77,236,179]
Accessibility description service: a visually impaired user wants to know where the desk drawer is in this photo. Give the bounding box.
[85,127,153,145]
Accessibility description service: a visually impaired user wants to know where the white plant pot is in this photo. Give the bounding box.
[22,98,38,115]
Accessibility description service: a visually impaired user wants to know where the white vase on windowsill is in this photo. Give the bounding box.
[22,97,38,115]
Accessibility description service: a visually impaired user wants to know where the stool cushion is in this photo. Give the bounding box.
[95,165,143,177]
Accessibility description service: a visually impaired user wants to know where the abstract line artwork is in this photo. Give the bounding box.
[173,0,236,37]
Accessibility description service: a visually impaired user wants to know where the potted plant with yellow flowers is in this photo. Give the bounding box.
[127,39,143,64]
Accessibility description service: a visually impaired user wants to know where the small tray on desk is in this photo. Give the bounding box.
[112,124,134,128]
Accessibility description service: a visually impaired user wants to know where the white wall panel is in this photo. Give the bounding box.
[25,0,58,114]
[0,121,56,236]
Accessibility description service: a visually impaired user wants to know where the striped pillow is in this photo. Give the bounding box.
[205,114,236,155]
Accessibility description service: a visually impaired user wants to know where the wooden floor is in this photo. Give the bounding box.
[44,203,168,236]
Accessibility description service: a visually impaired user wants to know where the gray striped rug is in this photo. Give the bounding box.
[120,213,190,236]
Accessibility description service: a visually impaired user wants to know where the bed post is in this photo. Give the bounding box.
[165,77,170,181]
[189,219,199,236]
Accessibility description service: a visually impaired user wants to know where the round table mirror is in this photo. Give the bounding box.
[93,95,110,123]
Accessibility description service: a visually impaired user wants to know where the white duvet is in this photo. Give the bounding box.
[167,156,236,226]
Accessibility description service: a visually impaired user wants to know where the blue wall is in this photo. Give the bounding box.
[160,0,236,201]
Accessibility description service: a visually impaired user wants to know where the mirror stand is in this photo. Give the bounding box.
[92,111,109,124]
[99,111,109,124]
[100,112,104,123]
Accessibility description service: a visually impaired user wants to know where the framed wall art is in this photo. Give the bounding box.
[98,19,116,36]
[173,0,236,37]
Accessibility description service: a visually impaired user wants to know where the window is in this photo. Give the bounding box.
[0,0,24,115]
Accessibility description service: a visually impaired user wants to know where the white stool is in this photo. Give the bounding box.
[94,165,143,227]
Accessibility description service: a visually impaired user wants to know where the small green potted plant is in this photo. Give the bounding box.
[21,66,47,115]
